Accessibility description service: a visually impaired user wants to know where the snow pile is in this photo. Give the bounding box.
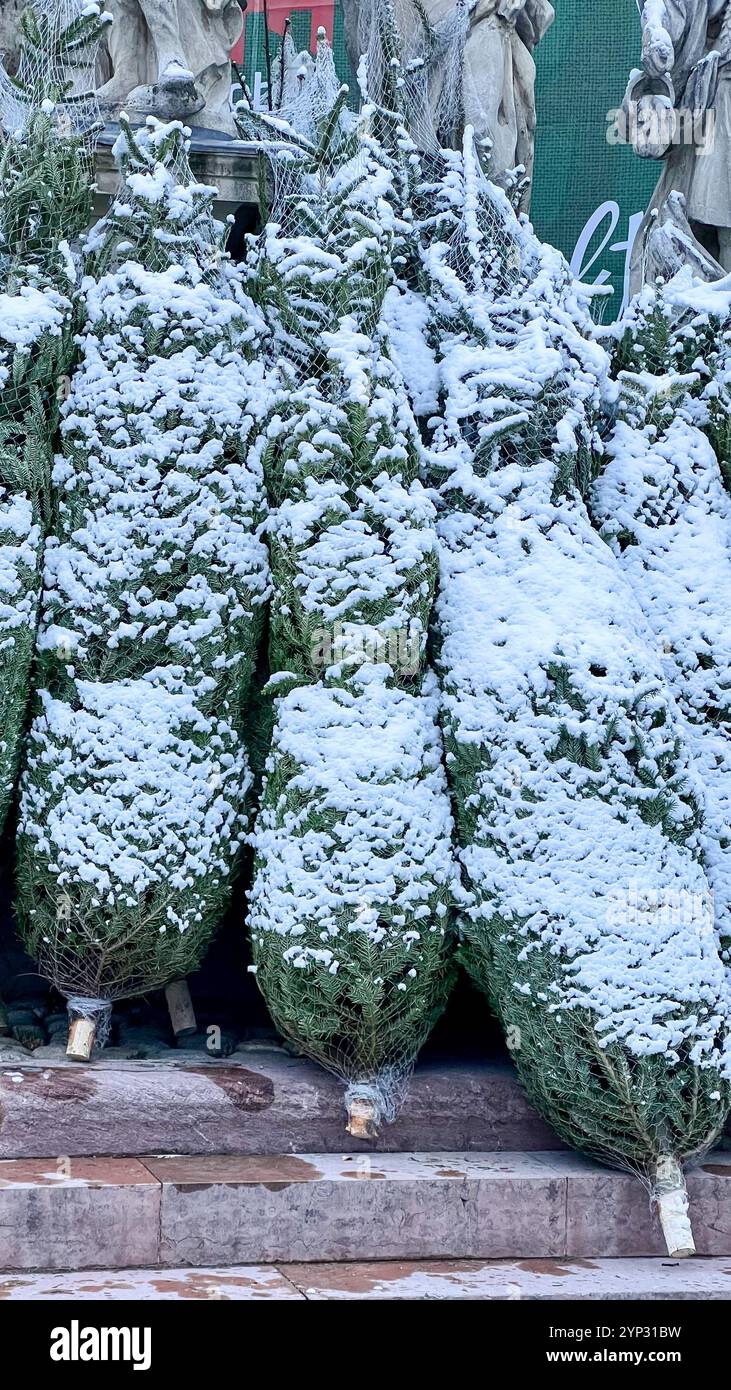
[0,284,67,378]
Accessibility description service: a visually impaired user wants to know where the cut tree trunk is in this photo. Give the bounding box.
[655,1156,696,1258]
[66,1017,96,1062]
[165,979,197,1038]
[346,1095,379,1139]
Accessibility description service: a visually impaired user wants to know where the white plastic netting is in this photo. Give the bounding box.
[238,20,458,1135]
[0,0,107,315]
[0,3,108,850]
[350,0,470,151]
[0,0,103,138]
[16,117,269,1054]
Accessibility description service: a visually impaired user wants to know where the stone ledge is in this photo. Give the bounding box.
[0,1052,564,1158]
[0,1157,159,1271]
[0,1265,303,1300]
[94,127,262,214]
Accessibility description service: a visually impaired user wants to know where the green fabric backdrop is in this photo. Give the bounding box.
[531,0,657,319]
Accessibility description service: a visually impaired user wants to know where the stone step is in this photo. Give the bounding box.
[2,1258,731,1301]
[0,1265,304,1300]
[281,1257,731,1301]
[0,1051,563,1158]
[1,1151,730,1270]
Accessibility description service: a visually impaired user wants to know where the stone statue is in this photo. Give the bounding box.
[97,0,244,135]
[0,0,24,77]
[343,0,555,207]
[625,0,731,287]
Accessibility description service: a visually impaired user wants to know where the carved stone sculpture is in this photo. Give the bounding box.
[97,0,244,135]
[0,0,25,76]
[625,0,731,287]
[343,0,555,206]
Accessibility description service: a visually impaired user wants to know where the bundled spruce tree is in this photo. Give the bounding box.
[16,118,270,1056]
[0,1,106,1036]
[605,268,731,493]
[240,32,456,1136]
[405,125,731,1253]
[591,309,731,972]
[0,0,107,832]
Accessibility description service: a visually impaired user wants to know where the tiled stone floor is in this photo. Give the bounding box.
[2,1259,731,1300]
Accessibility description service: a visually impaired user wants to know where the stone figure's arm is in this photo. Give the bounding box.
[495,0,526,20]
[662,0,723,111]
[640,1,699,77]
[475,0,553,39]
[640,1,675,75]
[515,0,555,50]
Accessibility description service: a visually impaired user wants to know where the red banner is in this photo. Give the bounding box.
[234,3,339,61]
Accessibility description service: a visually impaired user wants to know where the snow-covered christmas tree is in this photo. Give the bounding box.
[0,0,106,835]
[402,123,731,1253]
[16,117,270,1057]
[241,31,456,1136]
[592,284,731,978]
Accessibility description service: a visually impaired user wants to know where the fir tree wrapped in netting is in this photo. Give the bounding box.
[16,117,270,1057]
[414,131,731,1255]
[0,0,107,833]
[0,493,40,818]
[591,306,731,972]
[251,668,455,1134]
[607,270,731,494]
[241,32,456,1136]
